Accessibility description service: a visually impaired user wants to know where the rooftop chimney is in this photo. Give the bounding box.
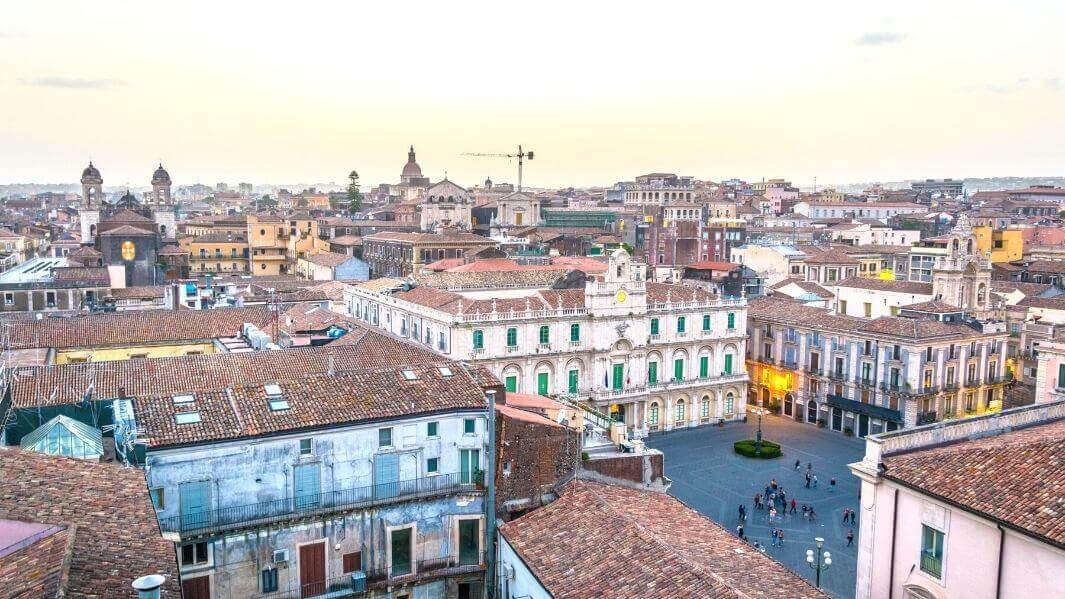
[132,574,166,599]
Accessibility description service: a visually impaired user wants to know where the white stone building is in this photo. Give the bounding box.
[344,250,749,433]
[420,180,473,232]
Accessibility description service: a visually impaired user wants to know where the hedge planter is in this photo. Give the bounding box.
[733,439,782,459]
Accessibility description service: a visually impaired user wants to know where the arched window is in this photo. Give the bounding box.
[675,399,686,422]
[977,283,987,305]
[701,396,710,418]
[649,402,659,425]
[725,392,735,414]
[966,239,973,253]
[472,329,484,349]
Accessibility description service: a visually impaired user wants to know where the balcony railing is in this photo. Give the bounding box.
[920,553,942,579]
[261,552,486,598]
[158,472,481,537]
[828,370,847,382]
[916,411,938,425]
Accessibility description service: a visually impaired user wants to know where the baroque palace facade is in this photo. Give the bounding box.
[344,250,748,434]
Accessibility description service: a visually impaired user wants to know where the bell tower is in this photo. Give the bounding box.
[932,215,992,311]
[79,161,103,242]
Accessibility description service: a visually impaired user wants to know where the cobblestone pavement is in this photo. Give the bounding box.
[645,414,864,599]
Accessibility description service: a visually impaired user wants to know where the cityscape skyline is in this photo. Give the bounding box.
[4,2,1065,186]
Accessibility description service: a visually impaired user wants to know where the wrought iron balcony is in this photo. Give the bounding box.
[158,472,482,539]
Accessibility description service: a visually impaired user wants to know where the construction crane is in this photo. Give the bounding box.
[461,145,534,192]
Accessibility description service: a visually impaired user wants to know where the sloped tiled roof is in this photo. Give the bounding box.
[500,480,827,598]
[2,307,274,350]
[883,419,1065,548]
[0,448,180,597]
[10,329,448,408]
[831,276,933,295]
[136,364,491,448]
[303,252,352,267]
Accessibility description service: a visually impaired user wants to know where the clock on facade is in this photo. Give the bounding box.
[121,240,136,261]
[615,289,628,303]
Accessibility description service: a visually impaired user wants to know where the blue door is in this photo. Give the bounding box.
[294,463,321,510]
[179,480,210,530]
[374,454,399,499]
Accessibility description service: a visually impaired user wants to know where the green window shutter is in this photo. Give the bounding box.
[570,323,580,342]
[724,354,733,374]
[505,376,517,392]
[648,362,658,384]
[539,326,549,344]
[677,316,686,333]
[699,356,709,378]
[473,330,483,349]
[507,328,517,346]
[727,312,735,329]
[674,359,684,381]
[537,372,549,395]
[1058,364,1065,389]
[612,363,624,390]
[650,318,659,335]
[568,369,579,394]
[702,314,710,331]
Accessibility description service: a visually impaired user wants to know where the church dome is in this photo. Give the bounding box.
[116,189,141,208]
[401,145,423,179]
[81,162,102,184]
[151,163,171,185]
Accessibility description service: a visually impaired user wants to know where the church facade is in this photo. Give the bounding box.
[78,162,179,286]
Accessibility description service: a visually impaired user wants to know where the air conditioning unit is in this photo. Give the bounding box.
[272,549,289,564]
[502,563,515,580]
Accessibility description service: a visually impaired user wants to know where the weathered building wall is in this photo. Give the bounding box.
[495,412,579,521]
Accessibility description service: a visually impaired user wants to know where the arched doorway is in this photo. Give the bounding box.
[807,401,818,424]
[783,393,794,417]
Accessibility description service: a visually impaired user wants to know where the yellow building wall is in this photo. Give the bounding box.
[55,342,218,364]
[973,226,1023,263]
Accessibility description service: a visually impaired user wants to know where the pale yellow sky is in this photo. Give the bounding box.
[2,1,1064,188]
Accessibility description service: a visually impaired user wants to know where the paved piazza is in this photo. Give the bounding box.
[646,414,865,599]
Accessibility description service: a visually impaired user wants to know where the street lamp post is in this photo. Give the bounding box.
[806,537,832,589]
[750,402,768,456]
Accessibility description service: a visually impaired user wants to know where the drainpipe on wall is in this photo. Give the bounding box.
[485,390,498,599]
[995,524,1005,599]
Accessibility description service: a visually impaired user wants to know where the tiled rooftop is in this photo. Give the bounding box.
[3,306,275,350]
[883,419,1065,547]
[135,364,491,447]
[500,480,826,598]
[0,448,180,597]
[831,276,933,295]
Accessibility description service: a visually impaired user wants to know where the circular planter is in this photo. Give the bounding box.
[733,439,783,459]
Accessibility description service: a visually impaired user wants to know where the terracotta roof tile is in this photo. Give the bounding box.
[500,480,826,598]
[0,448,180,597]
[883,419,1065,547]
[2,306,273,350]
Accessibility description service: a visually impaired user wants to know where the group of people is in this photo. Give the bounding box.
[731,460,861,552]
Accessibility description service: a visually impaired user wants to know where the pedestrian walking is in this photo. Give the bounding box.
[809,507,817,521]
[850,510,857,525]
[830,477,836,492]
[847,529,854,546]
[805,473,811,488]
[780,488,787,504]
[739,504,746,521]
[770,478,778,491]
[842,509,850,525]
[737,524,744,537]
[794,459,801,471]
[771,528,778,545]
[790,498,797,514]
[802,505,809,518]
[813,475,819,488]
[777,529,785,547]
[769,506,777,522]
[754,493,762,509]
